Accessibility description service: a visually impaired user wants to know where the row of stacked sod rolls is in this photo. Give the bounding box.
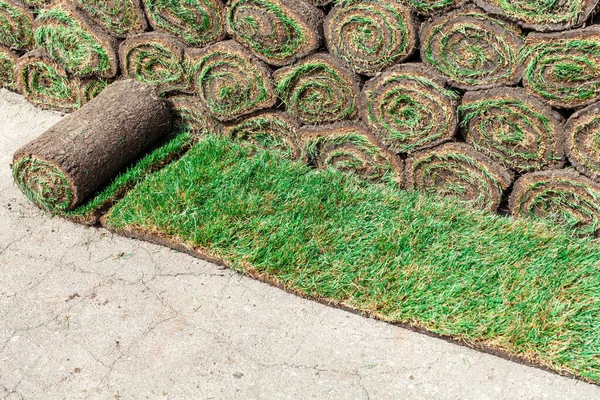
[3,0,600,235]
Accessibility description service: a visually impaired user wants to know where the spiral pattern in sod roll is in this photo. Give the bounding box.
[421,6,524,90]
[474,0,598,32]
[274,53,360,125]
[119,33,187,93]
[300,122,404,185]
[226,0,324,67]
[34,2,118,78]
[324,0,416,76]
[74,0,147,38]
[0,45,17,90]
[224,111,300,159]
[143,0,226,47]
[522,28,600,109]
[565,101,600,183]
[0,0,33,50]
[406,142,514,212]
[186,40,277,122]
[460,87,565,173]
[405,0,467,16]
[360,63,458,154]
[167,93,222,137]
[509,170,600,236]
[16,49,81,112]
[79,77,108,104]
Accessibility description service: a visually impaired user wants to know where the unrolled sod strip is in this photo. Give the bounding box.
[120,32,187,93]
[15,49,81,112]
[0,0,33,50]
[12,79,171,212]
[460,87,565,174]
[324,0,417,76]
[0,45,18,90]
[509,169,600,237]
[143,0,226,47]
[74,0,147,38]
[34,1,118,78]
[166,93,222,138]
[404,0,468,16]
[186,40,277,122]
[223,110,301,160]
[274,53,360,125]
[406,142,514,212]
[474,0,598,32]
[226,0,324,67]
[360,63,458,154]
[300,122,404,185]
[565,101,600,183]
[421,6,524,90]
[522,27,600,110]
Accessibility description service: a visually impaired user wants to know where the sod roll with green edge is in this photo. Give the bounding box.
[12,79,171,212]
[405,0,467,16]
[509,169,600,237]
[0,45,17,90]
[74,0,147,38]
[300,122,404,185]
[274,53,360,125]
[522,27,600,109]
[79,77,109,104]
[406,142,513,212]
[460,87,565,173]
[167,93,222,137]
[0,0,33,50]
[360,63,458,154]
[565,101,600,182]
[324,0,416,76]
[226,0,324,67]
[421,6,524,90]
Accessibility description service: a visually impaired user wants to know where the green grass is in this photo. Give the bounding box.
[104,136,600,383]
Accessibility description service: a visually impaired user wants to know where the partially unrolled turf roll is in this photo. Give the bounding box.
[13,80,171,212]
[34,2,118,78]
[224,111,300,159]
[74,0,147,38]
[565,102,600,183]
[406,142,513,212]
[15,49,81,112]
[0,0,33,50]
[360,63,458,154]
[421,6,524,90]
[300,122,404,185]
[167,93,222,137]
[187,40,277,121]
[120,33,187,93]
[143,0,226,47]
[0,45,18,90]
[324,0,417,76]
[474,0,598,32]
[274,53,360,125]
[522,28,600,109]
[460,87,565,173]
[405,0,467,16]
[226,0,324,67]
[509,170,600,236]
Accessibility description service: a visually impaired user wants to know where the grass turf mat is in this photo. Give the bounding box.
[103,136,600,383]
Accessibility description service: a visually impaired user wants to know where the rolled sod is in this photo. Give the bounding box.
[509,169,600,237]
[223,110,300,159]
[360,63,458,154]
[565,101,600,183]
[143,0,226,47]
[34,1,118,78]
[167,93,222,137]
[405,0,467,16]
[15,49,81,112]
[406,142,514,212]
[79,77,108,104]
[73,0,147,38]
[119,32,187,93]
[522,27,600,110]
[0,45,18,90]
[460,87,565,174]
[186,40,277,122]
[226,0,324,67]
[324,0,417,76]
[421,6,524,90]
[0,0,33,50]
[273,53,360,125]
[300,122,404,185]
[12,79,171,212]
[474,0,598,32]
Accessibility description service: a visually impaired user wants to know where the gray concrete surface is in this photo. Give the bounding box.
[0,88,598,399]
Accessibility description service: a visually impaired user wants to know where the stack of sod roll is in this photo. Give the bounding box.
[3,0,600,235]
